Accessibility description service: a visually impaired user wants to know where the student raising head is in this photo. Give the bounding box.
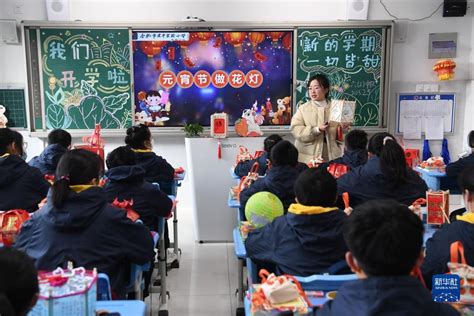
[104,146,173,230]
[315,200,459,316]
[29,129,71,176]
[125,124,174,193]
[0,248,39,316]
[0,128,49,212]
[239,140,301,217]
[15,149,154,297]
[245,167,347,276]
[422,166,474,289]
[337,132,427,207]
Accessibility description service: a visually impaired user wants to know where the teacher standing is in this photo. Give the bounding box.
[291,74,343,164]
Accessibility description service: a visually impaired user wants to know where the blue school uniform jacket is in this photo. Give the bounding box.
[315,276,459,316]
[132,149,174,193]
[245,204,347,276]
[234,152,270,177]
[319,149,368,170]
[28,144,67,175]
[336,156,427,207]
[422,213,474,289]
[446,152,474,178]
[0,154,49,212]
[104,165,173,230]
[239,165,300,216]
[14,186,154,296]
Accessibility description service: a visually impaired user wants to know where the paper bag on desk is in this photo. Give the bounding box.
[426,190,450,225]
[329,100,356,124]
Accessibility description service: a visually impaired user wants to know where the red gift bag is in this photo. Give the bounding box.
[426,190,450,225]
[327,163,350,179]
[0,209,30,246]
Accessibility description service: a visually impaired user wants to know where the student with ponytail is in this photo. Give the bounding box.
[0,248,39,316]
[124,124,174,190]
[337,132,427,207]
[15,149,154,297]
[0,128,49,212]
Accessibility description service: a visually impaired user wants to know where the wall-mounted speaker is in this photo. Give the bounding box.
[346,0,370,20]
[45,0,70,21]
[0,20,20,45]
[443,0,467,17]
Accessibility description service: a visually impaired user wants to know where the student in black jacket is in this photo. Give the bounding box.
[104,146,173,230]
[29,129,71,176]
[337,132,427,207]
[234,134,282,177]
[316,200,459,316]
[319,129,368,170]
[422,166,474,289]
[239,141,301,217]
[0,128,49,212]
[124,124,174,192]
[15,149,154,297]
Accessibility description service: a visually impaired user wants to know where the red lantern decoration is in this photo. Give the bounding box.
[266,32,284,45]
[224,32,246,55]
[282,33,292,51]
[176,34,196,58]
[195,32,214,44]
[248,32,266,51]
[433,59,456,81]
[140,41,167,58]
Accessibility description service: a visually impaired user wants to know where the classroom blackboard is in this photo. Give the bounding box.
[296,27,387,127]
[38,28,133,130]
[0,89,27,128]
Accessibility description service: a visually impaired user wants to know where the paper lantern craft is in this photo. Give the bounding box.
[245,191,284,229]
[329,100,356,124]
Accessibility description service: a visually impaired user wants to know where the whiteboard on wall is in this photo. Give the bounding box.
[396,93,456,135]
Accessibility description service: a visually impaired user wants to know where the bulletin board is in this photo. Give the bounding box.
[295,26,391,127]
[396,93,456,138]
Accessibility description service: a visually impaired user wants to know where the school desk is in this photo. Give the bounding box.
[169,170,185,269]
[416,166,446,191]
[96,300,146,316]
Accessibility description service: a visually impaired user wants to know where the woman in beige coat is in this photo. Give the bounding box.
[291,74,343,164]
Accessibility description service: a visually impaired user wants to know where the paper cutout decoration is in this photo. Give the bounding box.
[234,108,263,137]
[210,113,228,138]
[329,100,356,123]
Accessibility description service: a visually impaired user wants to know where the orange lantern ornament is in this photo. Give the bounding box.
[266,32,284,46]
[195,32,214,44]
[224,32,246,55]
[248,32,266,51]
[282,33,292,51]
[433,59,456,81]
[140,41,167,58]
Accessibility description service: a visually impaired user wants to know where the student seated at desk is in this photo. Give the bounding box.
[234,134,282,177]
[422,166,474,289]
[125,124,174,190]
[315,200,459,316]
[15,149,154,298]
[29,129,71,176]
[0,248,39,316]
[239,140,301,216]
[337,132,427,207]
[318,129,368,170]
[245,168,347,276]
[104,146,173,230]
[0,128,49,212]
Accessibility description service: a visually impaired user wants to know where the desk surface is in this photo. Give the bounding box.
[96,300,146,316]
[234,227,247,258]
[228,190,241,208]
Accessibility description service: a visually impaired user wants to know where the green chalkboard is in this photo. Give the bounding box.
[0,89,27,128]
[39,28,132,130]
[296,27,386,127]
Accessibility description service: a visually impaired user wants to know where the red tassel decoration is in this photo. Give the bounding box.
[218,141,222,159]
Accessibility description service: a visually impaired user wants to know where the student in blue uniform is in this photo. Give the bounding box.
[318,129,368,170]
[422,166,474,289]
[15,149,154,297]
[245,167,347,276]
[234,134,282,177]
[337,132,427,207]
[239,140,301,216]
[124,124,174,191]
[29,129,71,176]
[104,146,173,230]
[316,199,459,316]
[0,248,39,316]
[0,128,49,212]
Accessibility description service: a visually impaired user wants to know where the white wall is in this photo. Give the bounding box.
[1,0,473,211]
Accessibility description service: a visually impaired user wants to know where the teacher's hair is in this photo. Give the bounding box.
[307,74,330,99]
[368,132,407,188]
